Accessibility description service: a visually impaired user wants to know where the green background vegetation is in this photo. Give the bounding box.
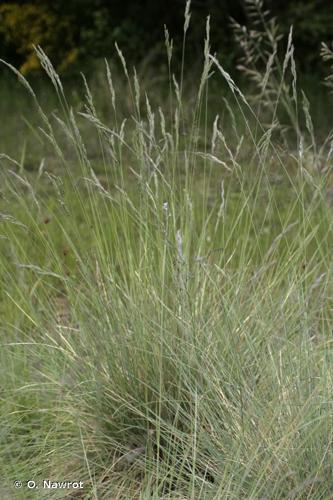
[0,0,333,75]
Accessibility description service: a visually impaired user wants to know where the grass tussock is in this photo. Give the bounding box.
[0,2,333,498]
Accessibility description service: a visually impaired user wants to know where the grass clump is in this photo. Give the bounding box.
[0,2,332,498]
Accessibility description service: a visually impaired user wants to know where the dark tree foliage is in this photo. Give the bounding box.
[0,0,331,74]
[268,0,333,69]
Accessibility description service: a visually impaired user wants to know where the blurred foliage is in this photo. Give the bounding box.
[0,0,332,75]
[268,0,333,67]
[0,2,78,74]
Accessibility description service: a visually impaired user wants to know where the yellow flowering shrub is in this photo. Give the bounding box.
[0,3,78,74]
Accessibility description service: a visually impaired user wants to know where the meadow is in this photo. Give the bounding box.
[0,4,333,499]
